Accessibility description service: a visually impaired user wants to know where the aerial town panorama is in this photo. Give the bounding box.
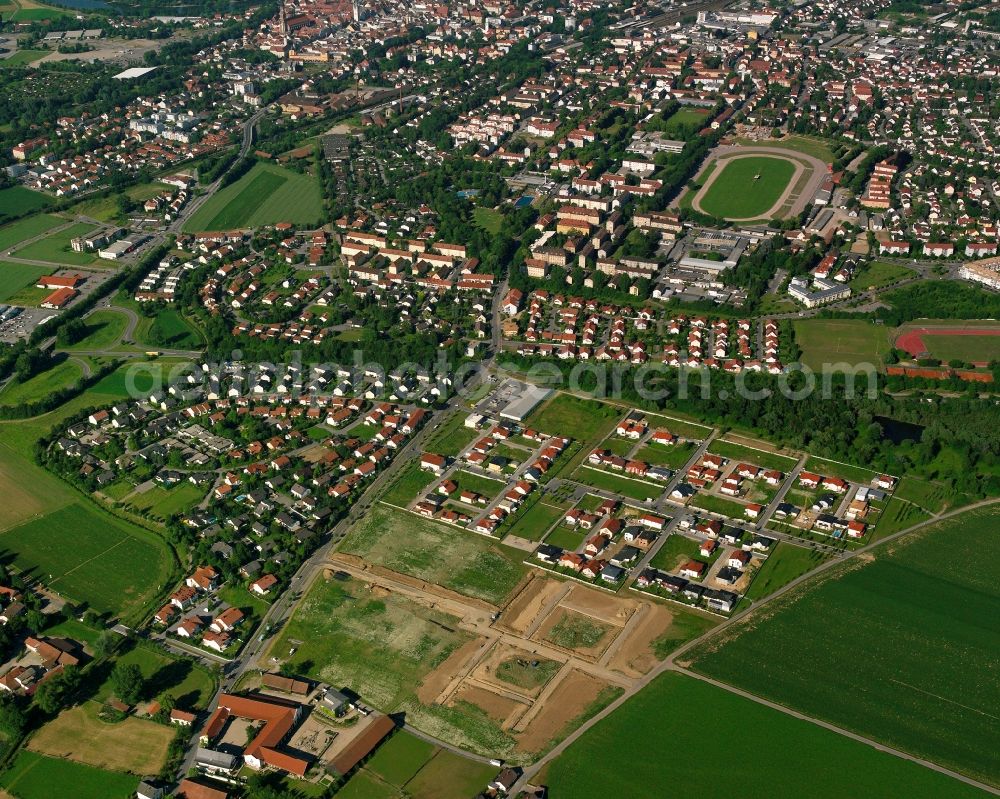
[0,0,996,797]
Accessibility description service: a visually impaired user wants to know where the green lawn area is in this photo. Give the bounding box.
[544,525,584,551]
[708,439,799,472]
[0,260,48,302]
[648,534,703,572]
[893,475,957,514]
[505,500,565,541]
[64,311,127,351]
[803,455,877,484]
[690,506,1000,788]
[183,161,322,231]
[12,221,101,266]
[364,731,436,787]
[402,748,498,799]
[337,771,401,799]
[0,212,65,251]
[525,393,621,443]
[0,358,83,406]
[68,182,171,223]
[634,440,696,469]
[571,465,662,502]
[341,505,526,606]
[0,751,137,799]
[546,672,989,799]
[472,206,504,234]
[381,461,436,507]
[0,503,174,620]
[144,307,202,349]
[94,643,216,710]
[451,469,506,499]
[688,492,750,520]
[698,156,797,219]
[660,106,710,136]
[424,412,477,457]
[0,49,49,66]
[743,543,828,601]
[641,409,713,440]
[871,496,929,540]
[793,318,891,371]
[127,481,205,520]
[0,186,51,221]
[850,260,916,291]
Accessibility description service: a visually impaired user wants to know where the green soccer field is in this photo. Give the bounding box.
[698,155,797,219]
[183,161,323,231]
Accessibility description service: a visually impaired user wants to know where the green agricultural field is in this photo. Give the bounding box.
[850,260,916,291]
[0,212,65,251]
[691,507,1000,788]
[0,186,51,220]
[743,543,828,601]
[698,156,797,219]
[0,751,138,799]
[526,393,621,443]
[183,161,322,231]
[0,358,83,406]
[0,260,48,302]
[571,465,661,502]
[12,221,101,266]
[0,504,173,618]
[793,318,891,370]
[546,672,989,799]
[340,505,526,605]
[708,439,799,472]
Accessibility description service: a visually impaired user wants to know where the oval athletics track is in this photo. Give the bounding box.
[689,145,828,222]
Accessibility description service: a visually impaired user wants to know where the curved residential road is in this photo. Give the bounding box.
[512,497,1000,796]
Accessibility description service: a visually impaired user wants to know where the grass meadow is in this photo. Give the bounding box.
[690,507,1000,787]
[546,672,990,798]
[183,162,322,231]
